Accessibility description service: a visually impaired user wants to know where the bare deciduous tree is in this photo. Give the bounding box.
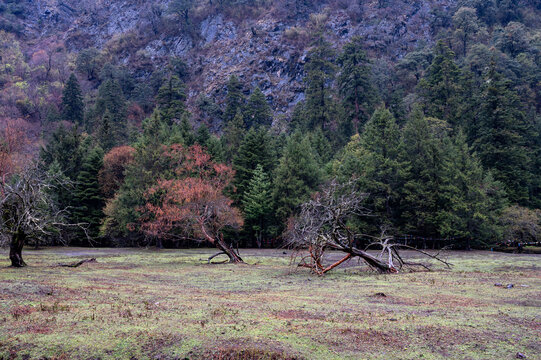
[0,167,87,267]
[285,180,451,275]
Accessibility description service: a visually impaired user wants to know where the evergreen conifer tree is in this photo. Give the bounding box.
[437,131,506,247]
[232,127,276,202]
[74,145,105,240]
[245,87,272,128]
[195,125,211,146]
[95,79,127,144]
[61,74,84,124]
[332,108,401,229]
[304,35,337,131]
[40,125,83,180]
[156,75,186,125]
[224,75,244,123]
[179,113,196,146]
[105,112,171,242]
[397,109,447,236]
[337,37,379,133]
[242,164,274,247]
[205,135,225,163]
[273,132,321,222]
[308,128,333,165]
[418,41,461,124]
[222,109,247,162]
[473,64,533,205]
[96,110,115,151]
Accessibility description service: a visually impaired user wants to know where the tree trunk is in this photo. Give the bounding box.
[10,232,27,267]
[215,237,244,263]
[350,247,397,273]
[354,87,360,134]
[256,220,262,248]
[200,224,244,264]
[256,234,262,249]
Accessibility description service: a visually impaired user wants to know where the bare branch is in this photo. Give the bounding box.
[285,179,452,275]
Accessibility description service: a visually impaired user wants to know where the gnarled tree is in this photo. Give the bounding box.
[285,180,451,274]
[138,144,244,263]
[0,167,86,267]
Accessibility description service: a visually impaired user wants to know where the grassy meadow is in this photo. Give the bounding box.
[0,248,539,360]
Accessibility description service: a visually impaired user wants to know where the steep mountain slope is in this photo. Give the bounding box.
[5,0,463,112]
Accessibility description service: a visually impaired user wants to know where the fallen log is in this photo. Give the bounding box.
[57,258,97,267]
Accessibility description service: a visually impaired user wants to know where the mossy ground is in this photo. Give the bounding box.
[0,248,539,360]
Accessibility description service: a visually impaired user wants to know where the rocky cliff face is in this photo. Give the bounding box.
[10,0,459,114]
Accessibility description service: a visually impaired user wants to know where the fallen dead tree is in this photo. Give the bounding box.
[285,180,451,275]
[57,258,97,268]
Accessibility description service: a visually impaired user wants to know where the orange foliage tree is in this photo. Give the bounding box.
[138,144,245,263]
[0,118,30,184]
[98,146,136,198]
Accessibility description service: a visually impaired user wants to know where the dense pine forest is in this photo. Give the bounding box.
[1,0,540,261]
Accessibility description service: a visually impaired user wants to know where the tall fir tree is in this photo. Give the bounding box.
[418,41,461,125]
[96,80,126,122]
[337,37,379,133]
[205,135,225,163]
[222,109,247,162]
[94,79,128,145]
[179,113,196,146]
[472,64,533,205]
[195,124,211,146]
[224,75,244,124]
[193,124,224,161]
[156,75,187,125]
[437,131,506,248]
[332,108,402,230]
[273,132,321,223]
[532,115,541,208]
[39,125,85,241]
[308,128,333,166]
[61,74,84,124]
[232,127,276,202]
[304,34,337,132]
[359,108,401,225]
[245,87,272,128]
[44,159,72,212]
[397,109,447,237]
[40,125,83,181]
[96,110,115,152]
[242,164,274,247]
[74,145,105,240]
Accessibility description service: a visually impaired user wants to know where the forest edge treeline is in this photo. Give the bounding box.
[1,0,540,266]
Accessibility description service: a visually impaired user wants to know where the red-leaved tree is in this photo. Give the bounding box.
[0,118,31,185]
[98,146,136,199]
[138,144,244,263]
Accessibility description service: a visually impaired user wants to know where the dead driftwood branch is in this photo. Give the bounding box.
[285,179,452,275]
[57,258,97,268]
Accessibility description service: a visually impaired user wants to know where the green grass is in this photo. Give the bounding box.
[0,248,540,360]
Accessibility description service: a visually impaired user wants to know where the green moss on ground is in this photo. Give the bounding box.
[0,248,539,359]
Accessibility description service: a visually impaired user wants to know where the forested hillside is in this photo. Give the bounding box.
[1,0,540,256]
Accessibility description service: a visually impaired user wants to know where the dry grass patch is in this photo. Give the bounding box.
[0,248,539,360]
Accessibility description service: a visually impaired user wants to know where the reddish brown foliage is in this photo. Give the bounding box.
[0,118,31,182]
[98,146,136,198]
[139,144,243,246]
[127,103,146,126]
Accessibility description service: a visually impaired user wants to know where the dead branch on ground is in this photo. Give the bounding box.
[285,179,452,275]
